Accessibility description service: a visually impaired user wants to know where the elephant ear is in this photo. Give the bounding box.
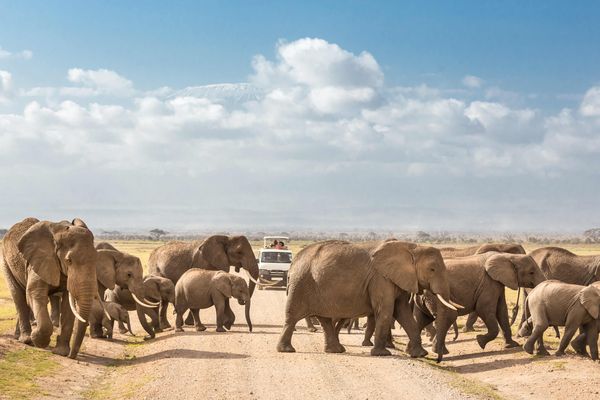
[580,286,600,319]
[198,236,230,271]
[484,254,518,290]
[369,241,418,294]
[96,250,119,290]
[143,278,161,301]
[17,221,64,287]
[213,273,232,298]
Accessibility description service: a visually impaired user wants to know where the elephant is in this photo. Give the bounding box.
[413,252,545,354]
[147,235,263,332]
[438,244,527,333]
[174,269,250,332]
[142,275,176,330]
[520,280,600,359]
[276,240,460,360]
[88,299,133,338]
[518,246,600,335]
[438,243,526,258]
[85,245,158,338]
[0,217,98,359]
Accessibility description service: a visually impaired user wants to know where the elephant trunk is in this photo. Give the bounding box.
[433,304,458,363]
[244,257,259,299]
[126,320,135,336]
[67,286,94,359]
[244,297,253,332]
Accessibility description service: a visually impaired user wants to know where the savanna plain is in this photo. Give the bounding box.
[1,240,599,400]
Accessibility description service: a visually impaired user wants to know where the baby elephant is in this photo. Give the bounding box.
[89,300,133,339]
[521,280,600,359]
[175,269,250,332]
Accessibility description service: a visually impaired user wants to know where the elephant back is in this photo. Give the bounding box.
[147,241,197,283]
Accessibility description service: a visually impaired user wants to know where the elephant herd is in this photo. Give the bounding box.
[0,217,263,359]
[1,217,599,366]
[278,239,600,362]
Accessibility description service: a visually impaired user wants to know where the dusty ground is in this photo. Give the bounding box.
[1,241,600,400]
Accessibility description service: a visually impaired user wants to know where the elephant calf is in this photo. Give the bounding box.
[175,269,250,332]
[89,300,133,339]
[521,280,600,359]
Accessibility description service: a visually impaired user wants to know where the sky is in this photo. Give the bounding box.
[1,1,600,232]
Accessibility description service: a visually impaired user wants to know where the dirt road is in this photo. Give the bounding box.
[84,285,471,400]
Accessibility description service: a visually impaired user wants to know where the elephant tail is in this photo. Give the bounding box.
[452,321,458,341]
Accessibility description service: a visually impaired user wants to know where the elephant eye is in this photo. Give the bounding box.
[127,272,132,278]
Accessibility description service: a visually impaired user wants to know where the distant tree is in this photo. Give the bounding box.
[584,228,600,243]
[415,231,431,242]
[366,231,378,241]
[339,232,348,240]
[149,229,168,241]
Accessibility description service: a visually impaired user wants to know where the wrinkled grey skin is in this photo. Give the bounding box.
[147,235,258,332]
[520,280,600,359]
[88,299,133,339]
[174,269,250,332]
[413,252,545,357]
[518,247,600,335]
[277,240,455,358]
[438,244,527,333]
[0,217,98,359]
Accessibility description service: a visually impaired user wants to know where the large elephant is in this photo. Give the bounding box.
[521,280,600,359]
[147,235,261,331]
[438,244,527,332]
[0,217,98,359]
[518,246,600,333]
[438,243,526,258]
[276,240,460,359]
[414,252,545,354]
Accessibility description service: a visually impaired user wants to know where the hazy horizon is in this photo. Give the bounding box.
[1,2,599,232]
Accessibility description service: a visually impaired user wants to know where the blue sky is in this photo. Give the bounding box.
[1,1,600,232]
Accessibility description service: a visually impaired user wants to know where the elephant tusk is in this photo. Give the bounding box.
[131,292,159,308]
[449,300,464,309]
[143,298,161,307]
[436,294,457,311]
[69,293,87,323]
[244,270,279,286]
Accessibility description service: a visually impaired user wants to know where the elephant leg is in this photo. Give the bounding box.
[362,315,375,346]
[585,322,599,360]
[395,296,427,358]
[463,312,478,332]
[175,308,185,332]
[305,317,317,332]
[277,315,299,353]
[214,296,227,332]
[107,319,115,339]
[497,291,519,348]
[118,318,128,334]
[517,290,530,336]
[474,300,500,350]
[223,299,235,330]
[535,331,550,356]
[136,307,155,340]
[556,322,579,357]
[190,308,205,332]
[159,301,171,329]
[571,327,588,356]
[49,294,61,328]
[146,307,161,332]
[2,265,32,344]
[385,328,395,349]
[184,311,195,326]
[27,277,53,348]
[317,316,345,353]
[53,291,75,356]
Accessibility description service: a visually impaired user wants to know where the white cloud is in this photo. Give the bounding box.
[580,86,600,117]
[0,70,13,103]
[0,46,33,60]
[462,75,483,88]
[2,37,600,230]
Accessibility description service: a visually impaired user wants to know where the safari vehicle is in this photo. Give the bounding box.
[257,236,293,289]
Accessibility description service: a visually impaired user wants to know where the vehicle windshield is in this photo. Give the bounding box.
[261,252,292,263]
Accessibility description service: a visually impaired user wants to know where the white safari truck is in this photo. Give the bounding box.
[257,236,292,289]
